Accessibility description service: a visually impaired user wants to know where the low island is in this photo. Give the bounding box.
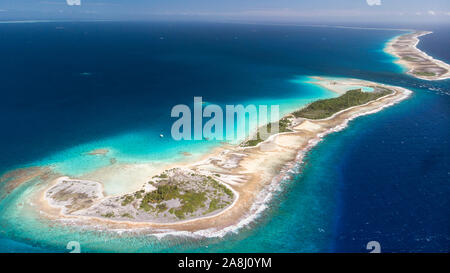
[1,76,412,236]
[385,30,450,81]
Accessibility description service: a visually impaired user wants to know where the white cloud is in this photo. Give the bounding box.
[366,0,381,6]
[415,12,422,16]
[66,0,81,6]
[445,12,450,16]
[428,10,436,16]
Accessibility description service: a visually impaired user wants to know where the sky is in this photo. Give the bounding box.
[0,0,450,23]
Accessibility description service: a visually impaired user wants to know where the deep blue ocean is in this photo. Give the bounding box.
[0,22,448,253]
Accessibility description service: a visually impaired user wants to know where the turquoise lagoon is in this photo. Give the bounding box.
[0,22,448,252]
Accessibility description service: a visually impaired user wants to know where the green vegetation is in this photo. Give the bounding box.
[293,88,392,119]
[121,213,134,218]
[176,191,207,218]
[141,185,179,203]
[173,209,184,219]
[264,117,292,134]
[277,117,293,133]
[102,212,115,218]
[206,198,228,214]
[403,56,418,62]
[128,170,235,219]
[242,117,292,147]
[121,195,134,206]
[210,178,233,198]
[208,199,220,213]
[139,201,154,212]
[242,132,264,147]
[157,173,168,179]
[134,190,144,199]
[139,184,210,219]
[156,203,168,213]
[413,71,435,77]
[151,173,169,181]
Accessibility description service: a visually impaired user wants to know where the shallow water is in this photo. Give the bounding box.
[0,22,448,253]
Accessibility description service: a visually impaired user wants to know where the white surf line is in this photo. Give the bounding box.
[52,85,413,239]
[393,31,450,81]
[137,83,414,238]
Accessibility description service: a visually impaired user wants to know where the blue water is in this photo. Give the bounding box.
[0,22,448,253]
[332,87,450,252]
